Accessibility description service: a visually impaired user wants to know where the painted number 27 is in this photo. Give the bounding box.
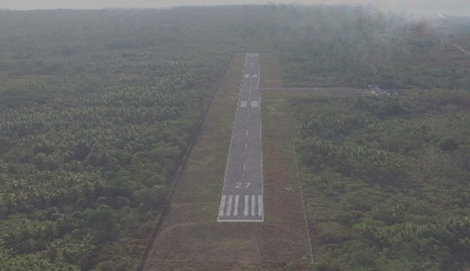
[235,182,251,189]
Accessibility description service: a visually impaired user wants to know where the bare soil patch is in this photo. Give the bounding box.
[262,87,367,97]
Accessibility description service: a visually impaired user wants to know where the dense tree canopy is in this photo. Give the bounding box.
[290,90,470,270]
[1,4,469,270]
[0,7,233,270]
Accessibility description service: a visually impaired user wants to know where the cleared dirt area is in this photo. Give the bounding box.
[143,53,312,270]
[451,42,470,57]
[262,87,367,97]
[415,40,470,69]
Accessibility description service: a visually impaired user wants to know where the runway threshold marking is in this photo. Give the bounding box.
[217,53,263,223]
[234,195,240,216]
[258,195,263,216]
[218,195,226,217]
[227,195,233,216]
[244,195,249,216]
[218,194,263,220]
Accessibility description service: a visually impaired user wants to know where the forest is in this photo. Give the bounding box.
[290,90,470,270]
[0,5,311,270]
[0,4,470,271]
[276,6,470,89]
[276,5,470,270]
[0,8,233,271]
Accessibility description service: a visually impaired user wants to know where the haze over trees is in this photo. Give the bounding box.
[0,4,469,270]
[291,91,470,270]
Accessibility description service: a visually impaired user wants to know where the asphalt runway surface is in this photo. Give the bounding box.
[217,53,263,222]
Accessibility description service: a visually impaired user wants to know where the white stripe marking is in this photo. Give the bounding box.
[218,195,226,217]
[227,195,233,216]
[258,195,263,216]
[251,195,256,216]
[234,195,240,216]
[244,195,249,216]
[251,101,258,108]
[240,101,247,108]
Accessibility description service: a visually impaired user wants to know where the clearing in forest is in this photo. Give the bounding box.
[142,53,312,270]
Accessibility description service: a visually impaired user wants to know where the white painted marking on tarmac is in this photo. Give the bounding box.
[219,195,226,217]
[234,195,240,216]
[258,195,263,216]
[244,195,249,216]
[218,53,264,223]
[227,195,233,216]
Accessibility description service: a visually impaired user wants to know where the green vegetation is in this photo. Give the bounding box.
[0,5,309,270]
[1,3,470,270]
[273,6,470,270]
[275,6,470,89]
[290,90,470,270]
[0,8,229,271]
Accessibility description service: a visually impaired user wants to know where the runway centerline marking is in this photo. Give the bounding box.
[218,53,263,222]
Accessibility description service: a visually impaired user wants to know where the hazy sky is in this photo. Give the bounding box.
[1,0,469,16]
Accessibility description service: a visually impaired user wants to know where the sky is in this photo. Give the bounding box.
[0,0,469,16]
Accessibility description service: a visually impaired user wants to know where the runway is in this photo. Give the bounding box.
[217,53,263,222]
